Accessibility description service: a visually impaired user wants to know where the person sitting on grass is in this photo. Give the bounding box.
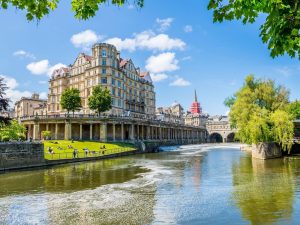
[84,148,89,157]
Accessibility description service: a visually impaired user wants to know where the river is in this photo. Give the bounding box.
[0,144,300,225]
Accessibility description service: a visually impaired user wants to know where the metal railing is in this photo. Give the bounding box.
[45,147,136,160]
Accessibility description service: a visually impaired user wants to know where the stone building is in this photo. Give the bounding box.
[17,43,207,143]
[47,43,155,117]
[156,102,184,124]
[14,93,47,118]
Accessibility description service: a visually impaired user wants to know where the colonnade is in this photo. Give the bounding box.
[26,120,207,143]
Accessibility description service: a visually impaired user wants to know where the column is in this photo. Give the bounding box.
[146,126,150,140]
[64,122,71,140]
[79,124,82,140]
[112,123,116,141]
[130,124,135,141]
[141,125,144,140]
[121,123,124,141]
[90,124,93,140]
[55,123,58,140]
[137,125,140,140]
[100,123,107,142]
[33,123,40,140]
[46,124,49,131]
[159,126,162,140]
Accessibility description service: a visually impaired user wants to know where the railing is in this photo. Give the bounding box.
[19,113,205,129]
[45,147,136,160]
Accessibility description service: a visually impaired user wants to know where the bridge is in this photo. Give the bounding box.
[206,116,237,143]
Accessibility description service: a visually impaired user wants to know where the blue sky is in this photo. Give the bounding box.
[0,0,299,115]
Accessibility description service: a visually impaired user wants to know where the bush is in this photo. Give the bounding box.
[1,136,10,142]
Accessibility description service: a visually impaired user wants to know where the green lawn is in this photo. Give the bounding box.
[43,140,136,160]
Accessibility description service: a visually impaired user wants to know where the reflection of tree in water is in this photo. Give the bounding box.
[232,156,295,225]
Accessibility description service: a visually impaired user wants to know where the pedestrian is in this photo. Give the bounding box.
[73,149,76,159]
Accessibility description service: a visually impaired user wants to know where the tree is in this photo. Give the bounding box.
[0,119,26,141]
[88,85,112,115]
[41,130,51,140]
[0,0,143,21]
[226,75,294,151]
[287,100,300,119]
[0,77,10,124]
[60,88,82,116]
[208,0,300,59]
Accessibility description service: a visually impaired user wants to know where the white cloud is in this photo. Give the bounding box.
[150,73,168,82]
[156,18,174,32]
[13,50,36,59]
[182,56,192,61]
[275,66,292,77]
[106,30,186,52]
[170,77,191,87]
[71,29,103,50]
[146,52,179,73]
[184,25,193,33]
[38,80,47,84]
[26,60,66,76]
[39,92,48,99]
[0,75,30,105]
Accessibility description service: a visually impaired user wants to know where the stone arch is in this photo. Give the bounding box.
[226,132,236,143]
[209,132,223,143]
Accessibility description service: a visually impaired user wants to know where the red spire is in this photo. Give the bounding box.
[189,90,202,114]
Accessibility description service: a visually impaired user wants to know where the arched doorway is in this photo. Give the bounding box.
[209,133,223,143]
[227,132,236,143]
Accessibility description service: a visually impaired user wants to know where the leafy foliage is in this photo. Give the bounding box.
[0,77,10,124]
[88,85,112,115]
[208,0,300,59]
[41,130,51,140]
[226,75,294,151]
[0,0,144,21]
[287,100,300,119]
[60,88,82,115]
[0,120,26,141]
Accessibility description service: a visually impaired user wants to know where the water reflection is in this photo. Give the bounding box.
[232,156,295,225]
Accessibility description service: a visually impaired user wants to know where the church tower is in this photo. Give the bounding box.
[189,90,202,114]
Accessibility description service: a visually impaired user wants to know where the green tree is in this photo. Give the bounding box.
[88,85,112,115]
[287,100,300,119]
[0,0,143,21]
[208,0,300,59]
[60,88,82,116]
[227,75,294,151]
[0,77,10,124]
[0,120,26,141]
[41,130,51,140]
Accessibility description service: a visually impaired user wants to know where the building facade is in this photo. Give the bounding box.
[14,93,47,118]
[156,102,184,124]
[48,43,155,117]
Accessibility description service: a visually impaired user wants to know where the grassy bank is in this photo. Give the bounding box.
[43,140,136,160]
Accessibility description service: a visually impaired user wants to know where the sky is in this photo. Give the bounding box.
[0,0,299,115]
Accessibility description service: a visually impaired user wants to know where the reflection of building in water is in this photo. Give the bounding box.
[232,156,294,225]
[192,157,202,192]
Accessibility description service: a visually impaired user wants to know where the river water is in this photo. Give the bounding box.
[1,144,300,225]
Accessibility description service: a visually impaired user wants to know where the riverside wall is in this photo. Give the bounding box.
[0,142,45,171]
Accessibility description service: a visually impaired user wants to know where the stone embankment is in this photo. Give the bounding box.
[241,143,282,160]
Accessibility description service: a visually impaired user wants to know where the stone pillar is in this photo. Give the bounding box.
[121,123,124,141]
[33,123,40,140]
[90,124,93,140]
[112,123,116,141]
[100,123,107,142]
[64,122,71,140]
[46,124,49,131]
[141,125,144,140]
[147,126,150,140]
[137,125,140,140]
[55,123,58,140]
[159,126,162,140]
[130,124,135,141]
[79,124,82,140]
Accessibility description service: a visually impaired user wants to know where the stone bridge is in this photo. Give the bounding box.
[206,116,237,143]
